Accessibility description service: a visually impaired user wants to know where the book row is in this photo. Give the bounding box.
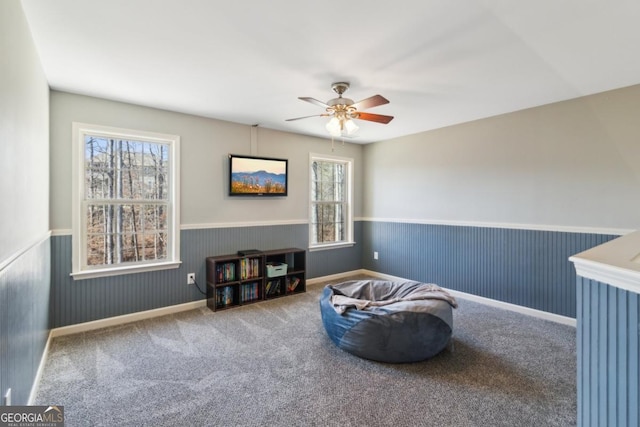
[216,276,303,307]
[216,282,263,307]
[265,276,301,296]
[239,258,261,280]
[215,286,234,308]
[215,258,262,283]
[240,282,260,302]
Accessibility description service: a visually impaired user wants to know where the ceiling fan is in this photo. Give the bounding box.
[286,82,394,137]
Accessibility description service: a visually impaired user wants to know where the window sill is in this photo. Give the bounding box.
[309,241,356,252]
[71,260,182,281]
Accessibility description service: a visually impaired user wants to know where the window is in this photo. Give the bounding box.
[72,123,181,279]
[309,154,354,249]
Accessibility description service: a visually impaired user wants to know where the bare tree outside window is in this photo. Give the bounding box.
[72,123,179,279]
[84,136,169,267]
[310,158,349,245]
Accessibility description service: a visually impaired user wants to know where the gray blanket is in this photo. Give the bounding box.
[330,280,458,315]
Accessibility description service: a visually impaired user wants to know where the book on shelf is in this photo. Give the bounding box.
[287,277,300,292]
[265,280,281,296]
[216,286,234,307]
[216,262,236,283]
[241,282,259,302]
[239,257,260,280]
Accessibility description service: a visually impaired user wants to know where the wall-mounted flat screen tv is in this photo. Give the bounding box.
[228,154,288,197]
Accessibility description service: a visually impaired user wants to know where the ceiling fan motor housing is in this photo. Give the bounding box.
[331,82,350,95]
[328,82,354,107]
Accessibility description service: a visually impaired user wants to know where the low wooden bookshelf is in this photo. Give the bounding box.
[206,248,306,312]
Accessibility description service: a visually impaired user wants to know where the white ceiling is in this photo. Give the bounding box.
[20,0,640,143]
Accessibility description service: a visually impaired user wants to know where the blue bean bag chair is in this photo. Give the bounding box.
[320,280,457,363]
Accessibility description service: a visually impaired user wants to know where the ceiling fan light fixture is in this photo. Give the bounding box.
[326,117,342,136]
[344,118,359,135]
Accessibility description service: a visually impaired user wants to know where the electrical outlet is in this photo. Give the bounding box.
[187,273,195,285]
[374,251,379,260]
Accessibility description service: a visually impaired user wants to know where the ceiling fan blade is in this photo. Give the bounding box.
[355,112,394,124]
[285,113,330,122]
[299,97,330,108]
[351,94,389,110]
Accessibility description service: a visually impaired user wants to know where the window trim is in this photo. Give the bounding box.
[71,122,181,280]
[308,153,354,250]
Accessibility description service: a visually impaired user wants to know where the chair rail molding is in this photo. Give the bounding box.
[570,229,640,293]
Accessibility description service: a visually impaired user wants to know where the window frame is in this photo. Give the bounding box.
[71,122,181,280]
[308,153,354,251]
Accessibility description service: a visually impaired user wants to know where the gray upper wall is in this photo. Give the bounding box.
[50,84,639,234]
[363,84,640,232]
[49,91,364,231]
[0,1,50,265]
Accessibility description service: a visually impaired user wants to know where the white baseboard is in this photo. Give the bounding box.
[444,288,576,327]
[312,269,576,327]
[50,299,207,338]
[28,332,53,405]
[306,270,368,286]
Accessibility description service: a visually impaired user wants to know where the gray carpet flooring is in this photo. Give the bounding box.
[35,279,577,426]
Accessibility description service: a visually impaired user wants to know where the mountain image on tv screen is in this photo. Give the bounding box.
[229,156,287,195]
[231,170,286,193]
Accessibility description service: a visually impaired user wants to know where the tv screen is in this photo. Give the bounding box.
[228,154,288,197]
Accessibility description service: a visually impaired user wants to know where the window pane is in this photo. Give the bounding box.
[119,205,140,234]
[85,203,168,267]
[142,204,166,231]
[310,204,322,243]
[311,160,344,202]
[156,232,168,259]
[310,158,350,246]
[311,202,345,243]
[84,135,169,201]
[86,234,105,266]
[143,233,167,261]
[143,143,169,200]
[121,234,139,262]
[311,178,320,201]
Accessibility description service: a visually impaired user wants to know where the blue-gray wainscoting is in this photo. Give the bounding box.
[0,236,50,405]
[362,221,617,318]
[577,277,639,427]
[50,221,612,328]
[50,223,363,328]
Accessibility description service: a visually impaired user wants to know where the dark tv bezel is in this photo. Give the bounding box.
[228,154,288,197]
